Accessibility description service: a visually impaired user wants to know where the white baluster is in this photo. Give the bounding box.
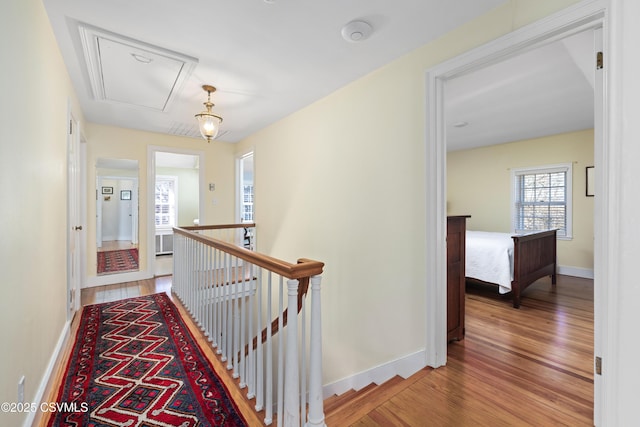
[277,277,284,427]
[226,254,234,369]
[233,256,241,377]
[305,275,325,427]
[246,263,255,398]
[264,272,273,425]
[239,260,247,388]
[300,292,307,425]
[220,252,228,361]
[254,267,263,409]
[283,279,300,427]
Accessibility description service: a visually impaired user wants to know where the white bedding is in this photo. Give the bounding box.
[465,230,514,294]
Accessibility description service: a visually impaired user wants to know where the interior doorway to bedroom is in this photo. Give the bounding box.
[435,18,602,425]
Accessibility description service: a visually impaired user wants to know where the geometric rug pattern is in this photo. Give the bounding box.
[97,248,139,275]
[47,293,247,426]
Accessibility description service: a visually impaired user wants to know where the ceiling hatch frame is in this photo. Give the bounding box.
[77,22,198,112]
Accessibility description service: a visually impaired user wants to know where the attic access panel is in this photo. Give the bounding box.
[78,23,197,111]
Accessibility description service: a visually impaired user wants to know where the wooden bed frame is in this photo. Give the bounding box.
[509,229,557,308]
[465,229,557,308]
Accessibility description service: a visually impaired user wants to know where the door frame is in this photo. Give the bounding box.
[66,105,82,319]
[424,0,610,424]
[147,146,206,276]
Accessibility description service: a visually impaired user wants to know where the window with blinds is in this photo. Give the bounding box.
[155,176,177,228]
[512,163,572,239]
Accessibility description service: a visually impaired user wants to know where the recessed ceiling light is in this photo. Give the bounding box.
[341,20,373,43]
[453,121,469,128]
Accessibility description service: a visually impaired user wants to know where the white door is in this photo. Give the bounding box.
[67,112,81,319]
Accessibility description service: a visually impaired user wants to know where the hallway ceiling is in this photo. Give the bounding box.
[43,0,593,149]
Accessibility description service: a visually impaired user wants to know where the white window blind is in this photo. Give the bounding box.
[512,163,572,239]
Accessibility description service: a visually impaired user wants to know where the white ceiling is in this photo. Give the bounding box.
[42,0,593,149]
[446,29,595,151]
[43,0,507,143]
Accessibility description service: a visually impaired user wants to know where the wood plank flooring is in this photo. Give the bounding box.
[38,274,593,426]
[326,275,594,426]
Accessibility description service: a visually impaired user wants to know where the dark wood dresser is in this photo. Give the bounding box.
[447,215,470,342]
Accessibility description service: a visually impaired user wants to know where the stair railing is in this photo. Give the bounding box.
[172,224,326,427]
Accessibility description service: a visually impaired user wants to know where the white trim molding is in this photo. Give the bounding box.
[322,350,425,399]
[23,320,71,427]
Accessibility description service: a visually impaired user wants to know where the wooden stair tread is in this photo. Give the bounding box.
[324,372,430,426]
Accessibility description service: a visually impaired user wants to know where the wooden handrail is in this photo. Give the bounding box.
[173,226,324,280]
[182,222,256,231]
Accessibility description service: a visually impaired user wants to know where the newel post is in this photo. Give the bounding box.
[306,274,325,427]
[284,279,300,427]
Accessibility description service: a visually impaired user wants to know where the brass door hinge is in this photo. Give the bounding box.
[596,51,603,70]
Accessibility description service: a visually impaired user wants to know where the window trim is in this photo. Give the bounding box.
[511,163,573,240]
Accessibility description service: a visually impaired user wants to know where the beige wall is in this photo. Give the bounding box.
[85,123,237,278]
[447,129,594,271]
[0,0,85,425]
[235,0,583,385]
[157,166,200,227]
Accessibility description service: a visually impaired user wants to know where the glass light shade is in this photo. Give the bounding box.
[196,113,222,142]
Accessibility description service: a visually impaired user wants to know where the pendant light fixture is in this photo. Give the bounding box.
[195,85,223,143]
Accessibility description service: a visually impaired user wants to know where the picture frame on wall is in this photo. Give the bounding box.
[102,186,113,195]
[586,166,595,197]
[121,190,132,200]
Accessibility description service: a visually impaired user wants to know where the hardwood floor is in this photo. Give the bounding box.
[38,274,593,426]
[97,240,138,252]
[325,275,594,426]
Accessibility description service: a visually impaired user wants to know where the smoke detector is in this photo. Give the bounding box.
[341,20,373,42]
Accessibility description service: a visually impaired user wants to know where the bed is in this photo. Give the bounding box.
[465,229,557,308]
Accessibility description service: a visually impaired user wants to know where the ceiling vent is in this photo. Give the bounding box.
[78,22,197,111]
[168,122,229,141]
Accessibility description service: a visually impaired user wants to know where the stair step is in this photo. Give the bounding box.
[324,374,422,426]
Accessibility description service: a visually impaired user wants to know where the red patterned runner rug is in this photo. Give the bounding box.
[98,248,138,274]
[48,293,247,426]
[97,249,139,275]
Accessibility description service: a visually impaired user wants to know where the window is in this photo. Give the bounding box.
[155,176,177,228]
[242,184,254,222]
[238,152,254,223]
[512,163,572,239]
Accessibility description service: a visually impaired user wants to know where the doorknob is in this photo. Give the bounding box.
[74,226,83,231]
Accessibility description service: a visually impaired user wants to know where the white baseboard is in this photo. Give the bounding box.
[558,265,594,279]
[322,350,425,399]
[24,320,71,427]
[84,270,154,288]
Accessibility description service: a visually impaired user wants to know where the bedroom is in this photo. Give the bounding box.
[444,26,595,336]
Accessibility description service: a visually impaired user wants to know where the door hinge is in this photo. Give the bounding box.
[596,51,603,70]
[595,356,602,375]
[69,119,73,134]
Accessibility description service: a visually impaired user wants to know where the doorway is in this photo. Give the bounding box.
[424,3,607,425]
[147,147,205,276]
[95,161,140,276]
